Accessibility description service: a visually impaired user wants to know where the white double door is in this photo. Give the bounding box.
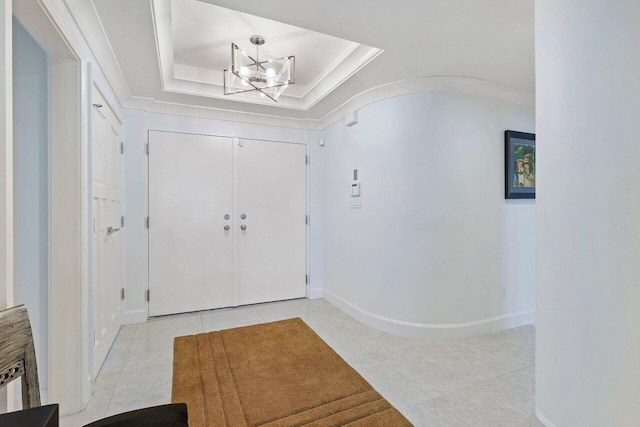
[92,87,123,377]
[148,131,306,317]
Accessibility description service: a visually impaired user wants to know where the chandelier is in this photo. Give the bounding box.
[224,35,295,102]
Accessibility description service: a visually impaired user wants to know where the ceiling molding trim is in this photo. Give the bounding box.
[296,45,383,111]
[150,0,173,90]
[124,96,315,130]
[295,42,360,99]
[119,76,533,131]
[316,75,536,129]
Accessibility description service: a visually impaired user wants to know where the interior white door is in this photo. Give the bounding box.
[148,131,234,316]
[91,87,123,378]
[234,139,307,305]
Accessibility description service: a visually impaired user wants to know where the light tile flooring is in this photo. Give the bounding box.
[61,298,535,427]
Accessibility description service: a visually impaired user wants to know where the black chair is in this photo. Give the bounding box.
[83,403,188,427]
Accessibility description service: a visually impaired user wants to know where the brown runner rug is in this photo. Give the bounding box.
[172,317,412,426]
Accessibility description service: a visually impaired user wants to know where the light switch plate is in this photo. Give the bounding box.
[350,198,361,209]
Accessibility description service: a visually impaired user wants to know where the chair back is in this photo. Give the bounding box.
[0,305,41,409]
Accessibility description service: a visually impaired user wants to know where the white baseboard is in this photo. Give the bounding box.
[323,289,535,340]
[122,309,147,325]
[307,288,324,299]
[532,405,557,427]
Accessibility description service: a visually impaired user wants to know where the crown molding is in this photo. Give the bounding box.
[316,75,535,129]
[123,95,315,130]
[119,75,535,130]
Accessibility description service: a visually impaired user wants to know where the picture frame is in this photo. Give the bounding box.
[505,130,536,199]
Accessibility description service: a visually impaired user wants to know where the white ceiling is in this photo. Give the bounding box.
[84,0,534,124]
[170,1,357,87]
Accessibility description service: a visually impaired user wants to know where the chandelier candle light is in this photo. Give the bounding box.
[224,35,295,102]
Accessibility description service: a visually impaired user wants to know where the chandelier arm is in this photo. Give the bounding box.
[246,55,267,71]
[226,86,264,95]
[262,82,289,89]
[256,45,259,73]
[258,88,279,103]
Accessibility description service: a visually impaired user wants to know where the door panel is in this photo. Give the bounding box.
[92,87,123,378]
[148,131,234,316]
[234,139,306,306]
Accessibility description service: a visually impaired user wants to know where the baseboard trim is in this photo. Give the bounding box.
[307,288,324,300]
[531,405,557,427]
[122,309,147,325]
[323,289,535,340]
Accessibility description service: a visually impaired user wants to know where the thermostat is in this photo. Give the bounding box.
[350,181,361,197]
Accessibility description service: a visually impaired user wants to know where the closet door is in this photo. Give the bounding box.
[148,131,233,316]
[234,139,307,306]
[92,88,123,377]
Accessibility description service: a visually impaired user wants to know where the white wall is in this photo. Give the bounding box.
[12,17,49,400]
[322,91,535,339]
[122,110,324,322]
[535,1,640,426]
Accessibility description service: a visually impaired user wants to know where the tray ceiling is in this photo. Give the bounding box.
[152,0,382,109]
[77,0,534,127]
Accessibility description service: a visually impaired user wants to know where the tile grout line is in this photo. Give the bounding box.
[104,331,134,417]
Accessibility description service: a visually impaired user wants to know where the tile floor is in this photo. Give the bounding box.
[60,298,535,427]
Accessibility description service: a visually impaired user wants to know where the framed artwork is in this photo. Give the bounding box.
[505,130,535,199]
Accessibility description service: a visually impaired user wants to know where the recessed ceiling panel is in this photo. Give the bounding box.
[152,0,383,109]
[171,0,357,87]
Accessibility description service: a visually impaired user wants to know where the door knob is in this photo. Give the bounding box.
[240,224,247,231]
[107,226,120,235]
[224,225,230,231]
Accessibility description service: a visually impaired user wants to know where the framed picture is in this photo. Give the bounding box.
[505,130,535,199]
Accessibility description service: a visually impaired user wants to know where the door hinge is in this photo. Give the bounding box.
[146,216,150,228]
[305,155,309,165]
[146,290,150,302]
[120,288,125,300]
[120,141,124,154]
[121,215,125,227]
[305,274,309,284]
[305,215,309,225]
[146,142,150,155]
